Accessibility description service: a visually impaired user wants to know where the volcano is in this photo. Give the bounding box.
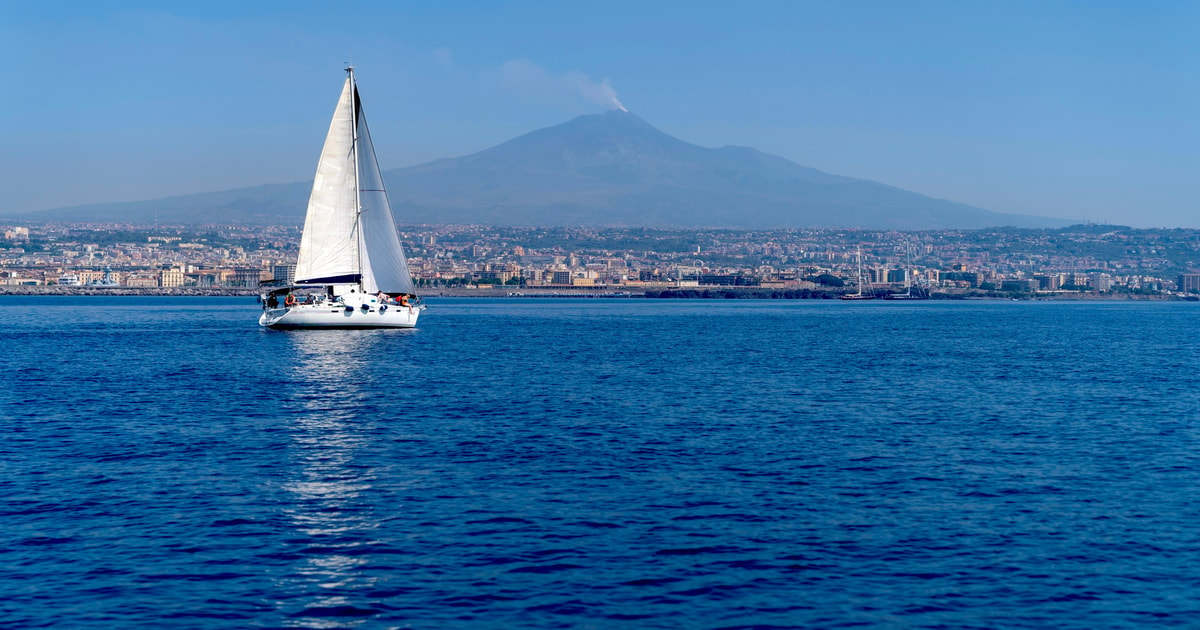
[386,110,1064,228]
[10,110,1066,229]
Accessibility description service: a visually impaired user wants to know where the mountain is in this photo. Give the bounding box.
[7,111,1067,229]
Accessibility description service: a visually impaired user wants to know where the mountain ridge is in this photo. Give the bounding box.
[4,110,1068,229]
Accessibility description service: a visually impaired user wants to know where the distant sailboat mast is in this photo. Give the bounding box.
[840,245,876,300]
[856,246,866,296]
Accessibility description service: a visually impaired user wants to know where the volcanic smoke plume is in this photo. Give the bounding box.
[567,71,627,112]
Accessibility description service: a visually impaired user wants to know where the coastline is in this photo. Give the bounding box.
[0,286,260,297]
[0,286,638,298]
[0,285,1183,300]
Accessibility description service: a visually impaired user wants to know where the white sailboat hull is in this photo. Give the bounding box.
[259,302,421,329]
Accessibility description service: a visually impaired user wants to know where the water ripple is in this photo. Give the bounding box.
[3,298,1200,628]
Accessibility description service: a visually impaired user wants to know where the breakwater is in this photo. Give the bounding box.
[0,286,258,297]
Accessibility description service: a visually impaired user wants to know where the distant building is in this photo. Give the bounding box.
[231,268,261,288]
[1000,279,1038,293]
[0,271,40,285]
[1179,273,1200,293]
[126,275,158,288]
[476,270,515,284]
[194,272,222,288]
[700,274,754,286]
[273,264,296,285]
[942,271,983,288]
[1035,275,1061,291]
[160,267,185,287]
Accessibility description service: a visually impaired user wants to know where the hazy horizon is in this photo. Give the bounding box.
[2,1,1196,227]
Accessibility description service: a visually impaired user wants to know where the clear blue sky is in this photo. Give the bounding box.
[2,0,1196,226]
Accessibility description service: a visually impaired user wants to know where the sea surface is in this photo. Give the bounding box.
[3,297,1200,629]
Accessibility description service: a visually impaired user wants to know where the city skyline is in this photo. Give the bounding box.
[2,1,1197,227]
[3,222,1196,298]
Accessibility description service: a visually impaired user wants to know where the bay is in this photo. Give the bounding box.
[2,297,1199,628]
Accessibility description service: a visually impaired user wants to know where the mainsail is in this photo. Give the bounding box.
[354,90,415,295]
[295,69,415,295]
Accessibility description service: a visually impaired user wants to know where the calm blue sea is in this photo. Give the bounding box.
[3,297,1200,629]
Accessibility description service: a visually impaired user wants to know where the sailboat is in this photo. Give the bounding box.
[884,240,930,300]
[260,67,424,329]
[839,246,876,300]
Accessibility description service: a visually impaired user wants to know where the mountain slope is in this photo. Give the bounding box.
[386,111,1060,228]
[7,111,1067,229]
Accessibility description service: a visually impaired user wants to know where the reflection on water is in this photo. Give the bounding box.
[278,331,385,628]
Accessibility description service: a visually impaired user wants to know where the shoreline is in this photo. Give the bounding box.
[0,286,1184,300]
[0,286,259,296]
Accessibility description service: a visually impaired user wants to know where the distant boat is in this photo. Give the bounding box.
[884,241,929,300]
[87,266,119,287]
[260,67,423,329]
[57,274,81,286]
[839,246,876,300]
[884,288,930,300]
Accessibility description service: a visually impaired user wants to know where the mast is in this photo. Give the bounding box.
[856,246,864,297]
[348,65,364,287]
